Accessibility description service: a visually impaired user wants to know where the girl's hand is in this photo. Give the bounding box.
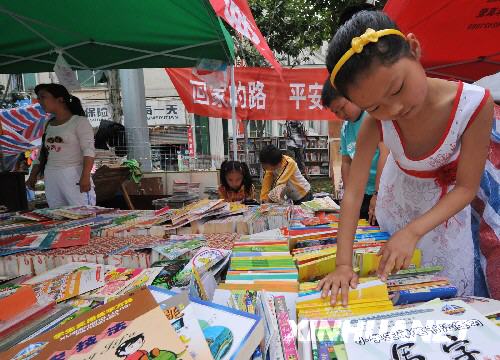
[316,265,358,306]
[377,227,420,281]
[368,194,377,225]
[79,175,91,193]
[26,175,37,190]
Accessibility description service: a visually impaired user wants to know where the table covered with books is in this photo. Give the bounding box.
[0,198,499,359]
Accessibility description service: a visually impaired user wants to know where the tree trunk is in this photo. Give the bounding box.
[108,70,122,124]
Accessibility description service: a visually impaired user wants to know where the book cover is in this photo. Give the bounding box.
[342,300,500,359]
[3,288,193,360]
[30,265,105,303]
[81,268,145,302]
[274,296,299,360]
[159,291,214,360]
[149,286,264,360]
[50,226,91,249]
[256,291,285,360]
[0,284,37,321]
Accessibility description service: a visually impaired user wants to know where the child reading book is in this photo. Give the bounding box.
[218,160,255,202]
[322,79,389,225]
[259,145,312,205]
[317,10,494,304]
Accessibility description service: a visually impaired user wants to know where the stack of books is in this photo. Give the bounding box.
[296,279,394,319]
[290,226,405,282]
[387,266,457,305]
[221,237,298,292]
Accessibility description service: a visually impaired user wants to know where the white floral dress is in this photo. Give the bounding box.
[376,82,490,296]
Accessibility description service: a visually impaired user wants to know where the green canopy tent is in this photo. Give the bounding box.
[0,0,234,73]
[0,0,236,171]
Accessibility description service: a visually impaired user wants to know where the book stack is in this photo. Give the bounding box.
[221,237,298,292]
[291,227,398,282]
[387,266,458,305]
[0,234,168,277]
[296,279,394,319]
[244,204,291,234]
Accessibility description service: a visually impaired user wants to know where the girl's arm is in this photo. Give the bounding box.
[260,170,273,202]
[317,115,380,305]
[79,156,94,192]
[76,118,96,193]
[378,95,494,280]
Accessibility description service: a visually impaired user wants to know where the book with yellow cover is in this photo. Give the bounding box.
[296,280,393,319]
[356,248,422,276]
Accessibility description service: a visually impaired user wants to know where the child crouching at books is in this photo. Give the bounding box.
[218,160,256,202]
[259,145,312,205]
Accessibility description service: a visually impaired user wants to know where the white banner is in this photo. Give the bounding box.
[82,99,186,128]
[146,99,185,126]
[83,101,112,128]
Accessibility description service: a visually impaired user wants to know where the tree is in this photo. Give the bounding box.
[231,1,387,145]
[234,0,387,67]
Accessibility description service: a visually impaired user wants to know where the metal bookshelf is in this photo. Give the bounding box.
[229,135,330,178]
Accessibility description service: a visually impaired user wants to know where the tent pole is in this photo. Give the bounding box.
[230,65,238,161]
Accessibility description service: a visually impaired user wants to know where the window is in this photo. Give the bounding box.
[75,70,105,88]
[249,120,272,137]
[194,115,211,155]
[22,73,37,91]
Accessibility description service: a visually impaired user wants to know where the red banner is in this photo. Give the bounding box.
[165,67,336,121]
[187,125,195,157]
[209,0,282,74]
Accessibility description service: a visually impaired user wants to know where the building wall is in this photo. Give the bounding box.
[2,66,332,162]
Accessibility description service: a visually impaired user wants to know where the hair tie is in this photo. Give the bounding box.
[330,28,406,87]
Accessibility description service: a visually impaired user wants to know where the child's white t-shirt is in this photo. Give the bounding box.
[42,115,95,170]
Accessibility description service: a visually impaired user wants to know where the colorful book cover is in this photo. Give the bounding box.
[309,320,342,360]
[256,292,284,360]
[151,238,205,262]
[50,226,91,249]
[23,263,104,285]
[30,265,105,303]
[342,300,500,359]
[159,291,214,360]
[3,288,193,360]
[81,268,145,302]
[274,296,299,360]
[149,286,264,360]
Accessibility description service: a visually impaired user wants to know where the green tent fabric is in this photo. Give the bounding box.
[0,0,234,74]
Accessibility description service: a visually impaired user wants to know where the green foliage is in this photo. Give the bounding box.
[234,0,386,66]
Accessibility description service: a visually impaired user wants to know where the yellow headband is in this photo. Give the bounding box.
[329,28,406,86]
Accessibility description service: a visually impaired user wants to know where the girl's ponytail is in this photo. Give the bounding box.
[67,95,86,116]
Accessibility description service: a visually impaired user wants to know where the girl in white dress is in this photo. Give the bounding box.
[318,11,494,304]
[26,84,96,208]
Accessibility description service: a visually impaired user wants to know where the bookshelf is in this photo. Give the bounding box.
[229,135,330,178]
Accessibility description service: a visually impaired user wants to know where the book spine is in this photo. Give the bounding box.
[310,323,319,360]
[274,296,299,360]
[265,295,285,360]
[393,286,458,305]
